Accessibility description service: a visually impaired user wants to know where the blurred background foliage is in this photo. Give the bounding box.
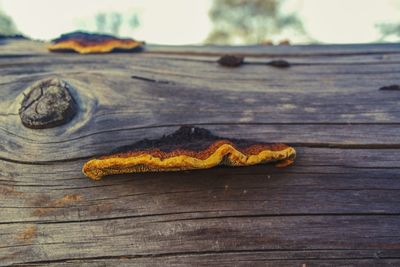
[205,0,309,44]
[95,12,140,36]
[376,23,400,41]
[0,11,18,35]
[0,0,399,44]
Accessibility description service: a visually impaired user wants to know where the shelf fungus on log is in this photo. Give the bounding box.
[217,54,244,67]
[48,31,144,54]
[267,59,291,68]
[82,126,296,180]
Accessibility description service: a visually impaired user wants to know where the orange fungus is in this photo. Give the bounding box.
[82,126,296,180]
[48,31,144,54]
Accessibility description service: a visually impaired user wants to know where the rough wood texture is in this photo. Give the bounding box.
[1,39,400,266]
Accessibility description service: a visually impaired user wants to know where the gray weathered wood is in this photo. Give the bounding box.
[1,39,400,266]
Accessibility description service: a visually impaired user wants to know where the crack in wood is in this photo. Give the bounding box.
[2,213,400,226]
[7,249,400,266]
[131,75,172,84]
[1,142,400,165]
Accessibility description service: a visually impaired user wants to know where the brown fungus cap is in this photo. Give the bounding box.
[217,55,244,67]
[82,126,296,180]
[48,31,144,54]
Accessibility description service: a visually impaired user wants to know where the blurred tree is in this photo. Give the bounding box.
[129,14,140,30]
[0,11,18,35]
[94,12,140,36]
[95,13,107,33]
[376,23,400,41]
[110,13,122,36]
[205,0,306,44]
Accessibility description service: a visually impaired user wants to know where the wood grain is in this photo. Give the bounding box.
[1,39,400,266]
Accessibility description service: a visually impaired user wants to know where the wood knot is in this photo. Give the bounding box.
[19,78,77,129]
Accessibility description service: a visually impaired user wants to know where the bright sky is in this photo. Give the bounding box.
[299,0,400,43]
[0,0,399,44]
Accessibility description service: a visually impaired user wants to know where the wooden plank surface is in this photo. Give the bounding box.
[1,39,400,266]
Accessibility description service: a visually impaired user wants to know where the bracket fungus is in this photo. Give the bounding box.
[267,59,291,68]
[83,126,296,180]
[379,84,400,91]
[48,31,144,54]
[218,55,244,67]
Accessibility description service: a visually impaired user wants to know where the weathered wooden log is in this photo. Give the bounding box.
[1,39,400,265]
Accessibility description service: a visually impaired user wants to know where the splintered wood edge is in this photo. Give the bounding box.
[82,140,296,180]
[48,40,144,54]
